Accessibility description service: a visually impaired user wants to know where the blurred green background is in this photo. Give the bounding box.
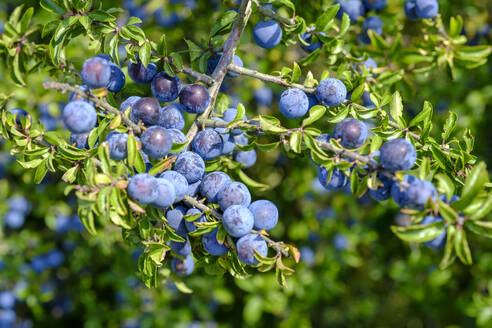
[0,0,491,327]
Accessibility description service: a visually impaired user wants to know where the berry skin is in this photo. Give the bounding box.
[141,126,173,159]
[222,205,254,238]
[333,118,368,148]
[254,86,273,107]
[391,175,437,209]
[63,101,97,133]
[415,0,438,19]
[130,97,161,126]
[5,210,25,228]
[361,91,376,109]
[380,138,417,171]
[0,291,15,309]
[249,200,279,231]
[159,103,185,130]
[335,0,366,21]
[106,133,128,160]
[217,181,251,210]
[363,0,386,10]
[316,78,347,107]
[81,57,111,89]
[191,129,223,160]
[151,72,182,102]
[152,178,176,208]
[236,233,268,265]
[207,53,243,78]
[253,20,282,49]
[171,255,194,276]
[159,170,188,201]
[167,128,187,156]
[127,173,159,204]
[184,208,207,233]
[279,88,309,119]
[120,96,141,112]
[421,216,447,249]
[200,172,232,203]
[362,58,378,70]
[179,84,211,114]
[404,0,419,20]
[333,233,349,250]
[8,196,30,213]
[171,239,192,257]
[95,53,111,61]
[45,250,64,268]
[166,206,188,237]
[186,180,202,197]
[174,151,205,184]
[221,134,236,155]
[233,149,257,168]
[300,31,326,53]
[222,107,247,136]
[318,167,348,190]
[107,64,126,92]
[128,60,157,84]
[300,247,315,265]
[202,228,229,256]
[368,173,393,201]
[361,16,383,43]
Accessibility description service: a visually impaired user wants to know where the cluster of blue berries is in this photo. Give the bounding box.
[127,169,279,276]
[404,0,439,20]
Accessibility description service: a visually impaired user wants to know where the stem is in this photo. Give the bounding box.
[186,0,254,143]
[43,81,142,134]
[180,66,215,85]
[182,195,290,257]
[254,0,296,26]
[228,64,315,94]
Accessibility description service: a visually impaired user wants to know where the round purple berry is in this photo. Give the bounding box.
[249,200,278,231]
[217,181,251,210]
[63,101,97,133]
[179,84,211,114]
[141,126,173,159]
[174,151,205,184]
[127,173,158,204]
[223,205,254,238]
[151,72,182,102]
[236,233,267,265]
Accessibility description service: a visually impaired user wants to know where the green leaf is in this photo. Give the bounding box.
[34,160,49,184]
[139,43,151,68]
[302,105,326,126]
[290,62,301,83]
[430,144,454,172]
[452,162,488,211]
[236,169,269,191]
[454,229,472,265]
[391,221,446,243]
[174,281,193,294]
[289,131,302,154]
[62,166,78,183]
[184,39,203,63]
[437,199,459,224]
[315,4,339,31]
[89,10,115,22]
[339,13,350,36]
[468,193,492,221]
[19,7,34,33]
[157,34,167,57]
[40,0,65,14]
[439,225,456,270]
[434,173,455,201]
[350,84,365,102]
[408,101,433,127]
[390,91,405,128]
[209,10,236,37]
[464,220,492,238]
[235,103,246,121]
[127,134,137,167]
[449,16,463,38]
[441,111,457,141]
[258,116,288,134]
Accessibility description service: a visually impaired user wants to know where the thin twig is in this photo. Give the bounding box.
[42,81,142,134]
[228,64,315,94]
[182,195,290,257]
[186,0,254,143]
[254,0,297,26]
[180,66,215,85]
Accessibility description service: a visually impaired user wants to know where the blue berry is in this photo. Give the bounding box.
[159,170,188,201]
[380,138,417,171]
[222,108,247,135]
[200,172,232,203]
[4,211,24,228]
[185,208,207,233]
[421,216,447,249]
[316,78,347,107]
[300,247,315,265]
[166,206,188,237]
[404,0,419,20]
[363,0,386,10]
[151,72,182,102]
[362,58,378,70]
[415,0,438,19]
[249,200,278,231]
[335,0,366,21]
[191,129,223,160]
[8,196,30,213]
[186,180,202,197]
[179,84,211,114]
[300,30,326,53]
[333,233,349,250]
[174,151,205,184]
[159,103,185,130]
[254,86,274,107]
[152,178,176,208]
[171,255,194,276]
[70,132,90,149]
[106,133,128,160]
[81,57,111,89]
[107,64,126,92]
[223,205,254,238]
[120,96,141,112]
[202,228,229,256]
[221,134,236,155]
[141,126,173,159]
[253,20,282,49]
[128,60,157,84]
[8,108,28,125]
[361,16,383,43]
[127,173,158,204]
[368,173,393,201]
[95,53,111,61]
[361,91,376,108]
[0,309,16,327]
[233,149,257,168]
[207,53,244,78]
[334,118,368,148]
[171,239,192,257]
[217,181,251,210]
[45,250,64,268]
[63,101,97,133]
[167,128,187,156]
[0,291,15,309]
[130,97,161,126]
[318,167,348,190]
[391,175,437,209]
[278,88,309,119]
[236,233,267,265]
[69,85,93,104]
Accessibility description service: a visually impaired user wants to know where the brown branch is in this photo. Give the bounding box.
[43,81,142,134]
